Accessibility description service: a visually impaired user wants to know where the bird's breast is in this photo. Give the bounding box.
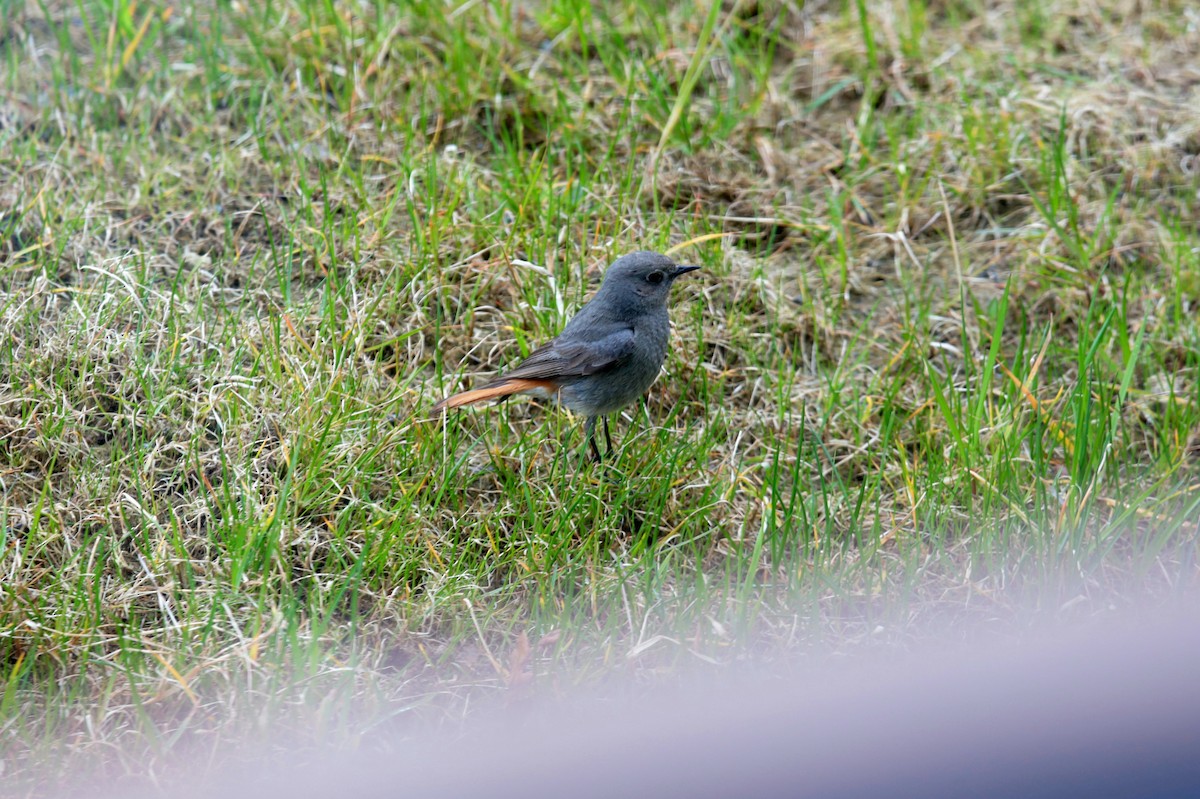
[556,314,672,416]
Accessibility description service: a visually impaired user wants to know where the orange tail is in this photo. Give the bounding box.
[430,378,556,415]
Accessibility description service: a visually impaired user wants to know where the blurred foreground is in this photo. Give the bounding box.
[80,598,1200,799]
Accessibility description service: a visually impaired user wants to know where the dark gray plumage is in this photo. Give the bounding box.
[432,251,700,460]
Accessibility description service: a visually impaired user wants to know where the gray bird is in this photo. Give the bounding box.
[431,251,700,461]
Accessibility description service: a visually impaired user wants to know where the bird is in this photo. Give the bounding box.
[431,251,700,461]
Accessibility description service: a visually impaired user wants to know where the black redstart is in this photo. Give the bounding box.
[431,251,700,461]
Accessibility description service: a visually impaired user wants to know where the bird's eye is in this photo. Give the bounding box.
[647,271,665,284]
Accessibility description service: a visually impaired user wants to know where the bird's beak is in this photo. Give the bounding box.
[671,264,701,278]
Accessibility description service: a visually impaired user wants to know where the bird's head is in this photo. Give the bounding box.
[597,251,700,307]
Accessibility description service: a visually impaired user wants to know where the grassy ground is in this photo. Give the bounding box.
[2,0,1199,791]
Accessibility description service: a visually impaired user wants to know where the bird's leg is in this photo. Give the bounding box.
[585,415,603,462]
[603,416,613,458]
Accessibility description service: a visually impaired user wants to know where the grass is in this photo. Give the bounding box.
[2,0,1199,792]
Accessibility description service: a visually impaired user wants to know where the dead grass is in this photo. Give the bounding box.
[2,0,1199,793]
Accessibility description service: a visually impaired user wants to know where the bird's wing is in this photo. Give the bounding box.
[488,326,636,384]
